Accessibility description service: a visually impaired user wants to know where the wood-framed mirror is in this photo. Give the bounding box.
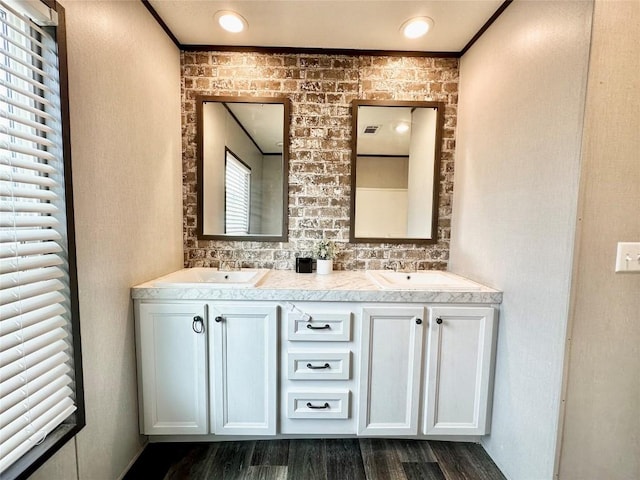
[350,99,445,244]
[197,96,290,242]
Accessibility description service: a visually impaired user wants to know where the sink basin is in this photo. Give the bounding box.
[366,270,483,291]
[153,268,270,288]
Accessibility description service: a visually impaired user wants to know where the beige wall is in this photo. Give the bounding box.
[31,1,183,479]
[558,1,640,478]
[449,1,593,478]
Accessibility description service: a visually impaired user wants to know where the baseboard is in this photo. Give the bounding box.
[116,439,149,480]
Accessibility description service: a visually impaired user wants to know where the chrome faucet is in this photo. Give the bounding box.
[394,261,415,273]
[218,262,241,272]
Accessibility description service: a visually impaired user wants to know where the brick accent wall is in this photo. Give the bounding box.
[182,52,458,271]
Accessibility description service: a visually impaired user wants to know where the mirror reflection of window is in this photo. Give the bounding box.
[198,97,289,241]
[224,149,251,234]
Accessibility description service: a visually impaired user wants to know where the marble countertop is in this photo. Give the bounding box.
[131,270,502,304]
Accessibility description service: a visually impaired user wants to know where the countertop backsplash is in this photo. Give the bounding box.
[182,52,459,271]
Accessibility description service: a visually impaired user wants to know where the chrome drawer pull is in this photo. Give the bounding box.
[306,363,330,370]
[306,324,331,330]
[306,402,330,409]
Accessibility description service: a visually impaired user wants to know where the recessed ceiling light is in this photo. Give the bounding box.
[401,17,434,39]
[215,10,247,33]
[395,122,410,134]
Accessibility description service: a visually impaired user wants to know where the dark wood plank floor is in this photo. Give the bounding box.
[124,439,505,480]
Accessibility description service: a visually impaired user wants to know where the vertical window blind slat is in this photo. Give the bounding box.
[225,152,251,234]
[0,77,53,107]
[0,290,66,321]
[0,323,67,367]
[0,0,58,42]
[0,402,76,473]
[0,202,59,214]
[2,46,50,78]
[0,92,56,120]
[0,31,46,63]
[0,339,68,383]
[0,277,63,305]
[0,315,66,355]
[0,184,58,201]
[0,363,69,413]
[0,169,59,187]
[1,125,56,147]
[0,374,71,429]
[0,64,54,95]
[0,351,68,399]
[0,253,64,274]
[0,241,62,259]
[0,398,75,472]
[0,110,56,134]
[0,229,62,243]
[0,385,72,442]
[0,156,57,173]
[0,303,65,336]
[0,215,59,228]
[0,141,57,161]
[0,266,64,288]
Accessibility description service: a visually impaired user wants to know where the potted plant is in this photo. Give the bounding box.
[313,239,336,274]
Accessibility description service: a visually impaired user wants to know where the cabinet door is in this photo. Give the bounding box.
[358,306,425,436]
[424,306,496,435]
[210,304,278,435]
[137,303,208,435]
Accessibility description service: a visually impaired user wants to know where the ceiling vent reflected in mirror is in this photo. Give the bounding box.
[363,125,381,135]
[350,100,444,244]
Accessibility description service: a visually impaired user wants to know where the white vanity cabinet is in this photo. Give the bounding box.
[132,278,500,441]
[135,301,278,436]
[209,304,278,435]
[135,302,209,435]
[357,306,425,435]
[357,305,497,437]
[281,303,358,435]
[424,306,497,435]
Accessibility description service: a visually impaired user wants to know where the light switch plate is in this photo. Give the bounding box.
[615,242,640,273]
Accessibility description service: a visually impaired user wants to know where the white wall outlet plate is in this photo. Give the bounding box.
[615,242,640,273]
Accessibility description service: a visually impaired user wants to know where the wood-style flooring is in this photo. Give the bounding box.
[124,439,506,480]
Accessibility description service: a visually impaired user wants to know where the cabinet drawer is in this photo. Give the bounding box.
[287,350,351,380]
[287,390,350,419]
[288,312,351,341]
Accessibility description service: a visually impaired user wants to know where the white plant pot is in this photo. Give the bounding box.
[316,259,333,275]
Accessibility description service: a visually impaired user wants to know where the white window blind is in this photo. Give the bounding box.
[225,150,251,234]
[0,0,77,475]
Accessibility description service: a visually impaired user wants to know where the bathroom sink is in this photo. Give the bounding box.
[366,270,483,291]
[153,268,270,288]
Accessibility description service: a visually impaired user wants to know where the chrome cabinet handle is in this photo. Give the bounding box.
[306,324,330,330]
[215,316,223,323]
[306,402,330,409]
[192,316,205,333]
[306,363,330,370]
[436,317,443,325]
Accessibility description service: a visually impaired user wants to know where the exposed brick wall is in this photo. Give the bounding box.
[182,52,458,271]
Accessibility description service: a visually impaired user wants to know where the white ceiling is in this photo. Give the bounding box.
[225,102,284,154]
[357,106,413,155]
[148,0,505,52]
